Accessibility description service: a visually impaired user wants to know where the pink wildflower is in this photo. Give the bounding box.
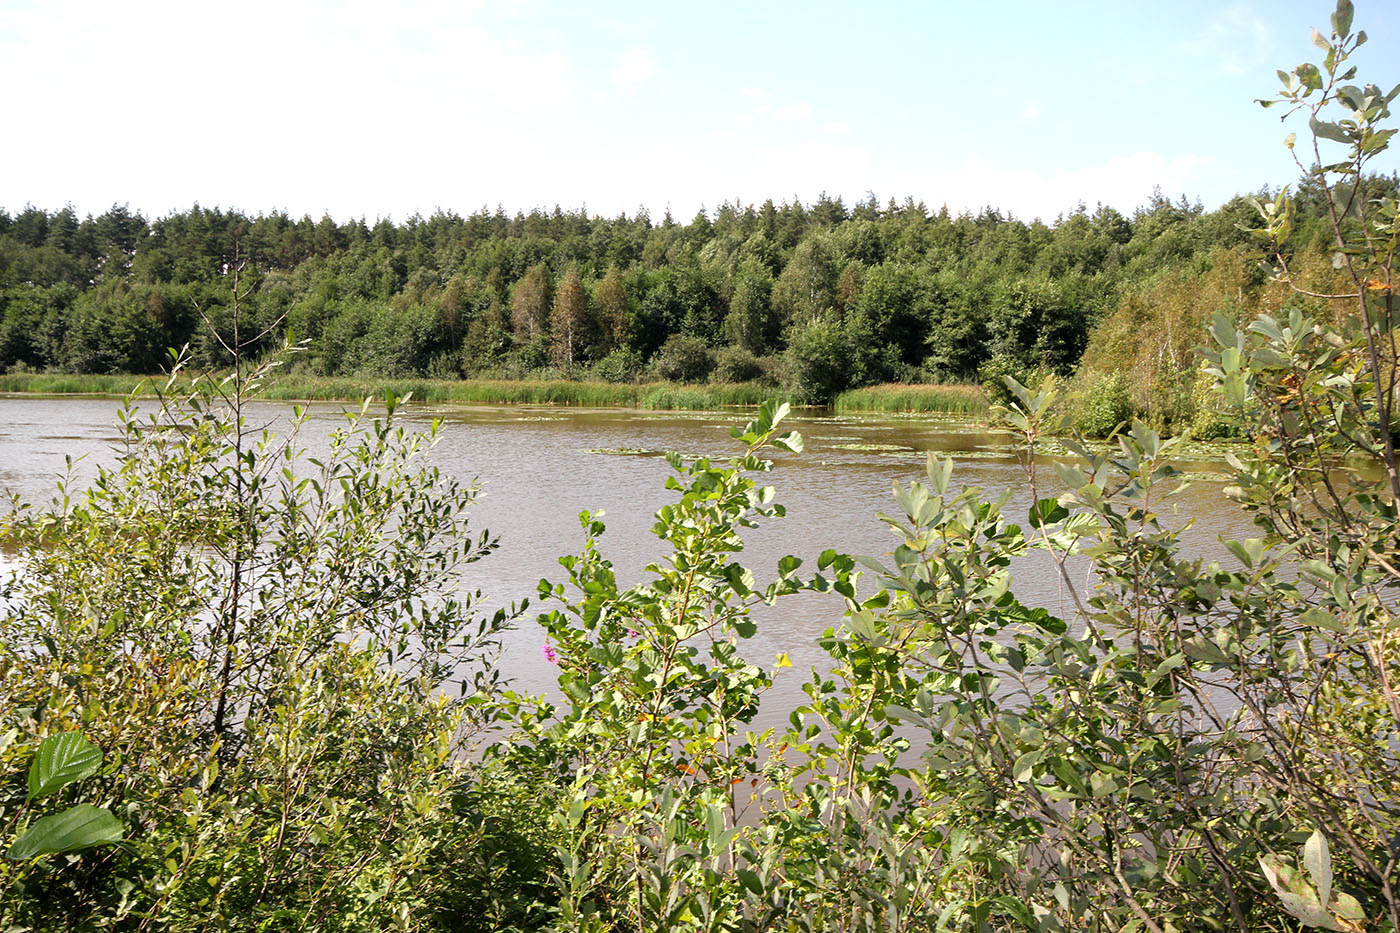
[542,643,559,664]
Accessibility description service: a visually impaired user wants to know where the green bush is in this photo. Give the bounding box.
[1188,363,1246,439]
[977,353,1047,408]
[784,318,878,403]
[591,346,644,383]
[1073,370,1133,437]
[709,344,765,384]
[0,352,518,930]
[649,334,714,383]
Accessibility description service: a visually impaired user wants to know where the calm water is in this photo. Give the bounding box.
[0,397,1253,723]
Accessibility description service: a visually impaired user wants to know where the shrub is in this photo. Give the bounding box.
[0,346,517,929]
[783,318,878,403]
[591,346,644,383]
[649,334,714,383]
[709,344,765,383]
[1073,370,1133,437]
[977,353,1047,408]
[1188,362,1246,439]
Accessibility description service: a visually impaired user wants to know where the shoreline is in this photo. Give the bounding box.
[0,373,991,415]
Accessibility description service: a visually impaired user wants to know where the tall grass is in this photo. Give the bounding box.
[0,372,787,411]
[831,383,988,415]
[1,372,986,416]
[0,373,167,396]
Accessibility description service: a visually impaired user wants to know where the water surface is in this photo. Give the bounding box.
[1,397,1252,724]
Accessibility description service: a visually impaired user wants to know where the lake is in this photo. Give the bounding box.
[0,396,1253,725]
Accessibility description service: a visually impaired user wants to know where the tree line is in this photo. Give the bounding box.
[0,178,1392,403]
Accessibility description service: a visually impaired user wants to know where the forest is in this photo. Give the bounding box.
[2,169,1394,428]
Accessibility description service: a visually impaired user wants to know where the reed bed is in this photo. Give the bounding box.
[0,372,786,411]
[2,373,986,416]
[0,373,167,396]
[831,383,988,415]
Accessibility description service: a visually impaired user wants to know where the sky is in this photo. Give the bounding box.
[3,0,1399,226]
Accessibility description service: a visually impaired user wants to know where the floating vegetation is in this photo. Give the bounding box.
[865,447,1013,462]
[831,442,913,452]
[585,447,660,457]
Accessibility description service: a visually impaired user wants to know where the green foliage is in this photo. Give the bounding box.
[5,804,125,862]
[783,317,880,403]
[650,334,715,383]
[709,345,766,384]
[507,400,824,929]
[1073,370,1133,437]
[0,338,518,928]
[978,352,1046,408]
[4,733,125,862]
[3,7,1399,932]
[1188,363,1247,440]
[591,347,644,383]
[5,151,1376,397]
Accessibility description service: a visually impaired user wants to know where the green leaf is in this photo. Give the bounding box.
[736,868,763,896]
[1012,750,1041,783]
[1300,608,1344,632]
[1029,498,1069,528]
[1310,116,1352,144]
[1304,830,1332,910]
[1331,0,1353,39]
[991,895,1034,926]
[1183,635,1229,665]
[724,563,755,596]
[1259,856,1334,928]
[773,430,803,453]
[27,733,103,801]
[1333,891,1366,922]
[6,804,124,860]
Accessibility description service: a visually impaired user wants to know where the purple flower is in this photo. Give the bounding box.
[542,643,559,664]
[627,629,639,639]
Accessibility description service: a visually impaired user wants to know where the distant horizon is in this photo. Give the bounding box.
[0,179,1305,229]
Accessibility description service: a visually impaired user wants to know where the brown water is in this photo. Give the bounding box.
[0,397,1254,724]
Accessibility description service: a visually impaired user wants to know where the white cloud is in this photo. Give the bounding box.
[612,47,655,87]
[0,0,576,219]
[906,152,1217,221]
[1174,5,1273,75]
[776,101,812,122]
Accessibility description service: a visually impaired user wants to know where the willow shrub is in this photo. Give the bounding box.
[501,401,994,931]
[0,352,521,930]
[514,336,1394,931]
[512,10,1400,927]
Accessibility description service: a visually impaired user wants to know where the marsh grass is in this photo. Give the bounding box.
[3,373,989,417]
[0,372,789,410]
[831,383,989,415]
[0,373,165,395]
